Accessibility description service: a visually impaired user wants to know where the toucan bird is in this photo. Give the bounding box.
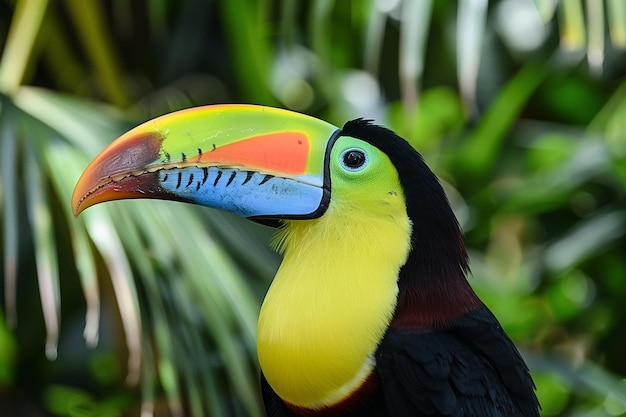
[72,105,540,417]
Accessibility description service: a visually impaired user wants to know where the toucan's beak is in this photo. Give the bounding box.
[72,105,340,220]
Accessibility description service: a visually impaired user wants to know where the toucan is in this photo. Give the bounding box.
[72,104,540,417]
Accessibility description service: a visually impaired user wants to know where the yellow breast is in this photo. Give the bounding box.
[257,199,411,409]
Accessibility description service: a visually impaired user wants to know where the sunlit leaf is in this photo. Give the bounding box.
[545,208,626,271]
[558,0,586,50]
[607,0,626,49]
[533,0,557,22]
[23,135,60,360]
[585,0,604,75]
[0,0,49,94]
[363,0,388,75]
[456,0,487,113]
[83,208,143,385]
[398,0,432,111]
[42,144,100,346]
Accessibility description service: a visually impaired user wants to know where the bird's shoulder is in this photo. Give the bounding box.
[375,306,540,417]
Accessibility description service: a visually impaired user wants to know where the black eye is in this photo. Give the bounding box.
[340,148,368,171]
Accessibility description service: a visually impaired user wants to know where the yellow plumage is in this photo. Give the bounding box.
[257,137,413,408]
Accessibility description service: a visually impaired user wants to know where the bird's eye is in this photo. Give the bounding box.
[340,148,368,172]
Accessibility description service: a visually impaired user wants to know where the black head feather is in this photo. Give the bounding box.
[341,119,480,328]
[340,119,538,416]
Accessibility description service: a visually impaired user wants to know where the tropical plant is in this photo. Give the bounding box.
[1,1,625,416]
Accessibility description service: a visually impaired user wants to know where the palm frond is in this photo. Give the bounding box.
[2,1,626,417]
[4,87,270,416]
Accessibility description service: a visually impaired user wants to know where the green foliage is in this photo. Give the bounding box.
[1,1,626,416]
[0,310,16,386]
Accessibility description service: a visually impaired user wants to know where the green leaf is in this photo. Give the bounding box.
[220,0,275,105]
[545,208,626,271]
[1,97,19,327]
[0,0,49,94]
[398,0,433,111]
[457,62,548,179]
[607,0,626,48]
[0,309,17,385]
[62,0,129,106]
[456,0,487,113]
[558,0,586,50]
[23,135,60,360]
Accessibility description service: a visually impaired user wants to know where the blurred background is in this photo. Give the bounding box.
[1,0,625,416]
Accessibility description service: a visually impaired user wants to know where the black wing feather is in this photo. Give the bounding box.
[261,372,296,417]
[376,306,540,417]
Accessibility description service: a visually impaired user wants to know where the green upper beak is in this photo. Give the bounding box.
[72,104,341,219]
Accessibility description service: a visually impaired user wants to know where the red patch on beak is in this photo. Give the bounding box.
[199,132,309,175]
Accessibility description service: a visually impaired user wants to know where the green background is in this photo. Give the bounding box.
[1,1,625,416]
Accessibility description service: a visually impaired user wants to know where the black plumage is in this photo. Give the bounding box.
[377,307,539,417]
[262,120,540,417]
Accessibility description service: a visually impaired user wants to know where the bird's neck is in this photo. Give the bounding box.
[391,231,483,330]
[391,273,483,330]
[257,203,412,409]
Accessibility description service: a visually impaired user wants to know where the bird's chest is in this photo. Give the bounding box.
[265,371,390,417]
[257,211,411,411]
[256,258,399,410]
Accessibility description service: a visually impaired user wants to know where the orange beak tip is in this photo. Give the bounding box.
[71,130,165,216]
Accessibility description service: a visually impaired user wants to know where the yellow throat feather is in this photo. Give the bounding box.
[257,137,412,409]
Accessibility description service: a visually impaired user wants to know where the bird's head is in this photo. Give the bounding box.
[73,105,473,326]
